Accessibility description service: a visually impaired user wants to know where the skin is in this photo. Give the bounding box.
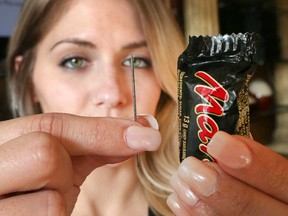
[32,0,162,215]
[5,0,288,215]
[0,113,161,216]
[31,0,161,215]
[0,0,162,215]
[32,0,161,118]
[167,131,288,215]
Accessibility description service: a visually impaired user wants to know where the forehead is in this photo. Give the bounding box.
[41,0,144,46]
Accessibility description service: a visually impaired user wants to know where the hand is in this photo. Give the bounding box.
[0,113,161,215]
[167,131,288,216]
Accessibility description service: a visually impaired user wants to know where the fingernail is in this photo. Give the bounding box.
[132,114,159,130]
[249,132,254,140]
[166,193,183,216]
[207,131,252,169]
[170,173,198,206]
[178,157,218,197]
[125,126,161,151]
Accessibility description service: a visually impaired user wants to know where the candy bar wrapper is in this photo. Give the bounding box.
[178,33,258,162]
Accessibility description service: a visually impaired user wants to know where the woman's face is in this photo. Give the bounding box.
[32,0,161,118]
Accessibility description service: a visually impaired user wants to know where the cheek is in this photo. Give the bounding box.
[34,82,83,112]
[136,78,162,114]
[32,70,85,112]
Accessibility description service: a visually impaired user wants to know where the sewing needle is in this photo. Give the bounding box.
[131,55,140,167]
[131,55,137,121]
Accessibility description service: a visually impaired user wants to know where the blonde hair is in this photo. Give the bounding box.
[6,0,72,116]
[133,1,185,215]
[6,0,185,215]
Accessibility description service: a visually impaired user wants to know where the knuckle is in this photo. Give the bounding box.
[86,119,111,151]
[32,113,64,139]
[228,190,253,216]
[266,165,287,192]
[255,156,288,195]
[194,202,219,216]
[44,190,66,216]
[30,132,61,179]
[0,190,66,216]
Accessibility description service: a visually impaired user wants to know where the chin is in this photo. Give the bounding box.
[105,157,135,168]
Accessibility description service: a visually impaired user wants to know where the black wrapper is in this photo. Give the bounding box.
[178,33,258,162]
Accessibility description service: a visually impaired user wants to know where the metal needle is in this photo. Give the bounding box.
[131,55,140,167]
[131,55,137,121]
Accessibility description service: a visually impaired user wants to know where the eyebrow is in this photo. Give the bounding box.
[122,40,147,50]
[50,38,147,51]
[50,38,96,51]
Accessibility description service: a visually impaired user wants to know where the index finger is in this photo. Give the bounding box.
[0,113,160,157]
[207,131,288,203]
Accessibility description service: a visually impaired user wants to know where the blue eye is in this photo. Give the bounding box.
[60,57,88,70]
[123,56,151,69]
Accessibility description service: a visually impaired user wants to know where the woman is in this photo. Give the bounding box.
[6,0,288,215]
[5,0,185,215]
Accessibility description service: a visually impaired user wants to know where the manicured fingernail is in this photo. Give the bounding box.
[125,126,161,151]
[178,157,218,197]
[136,114,159,130]
[249,133,254,140]
[166,193,184,216]
[207,131,252,169]
[170,173,198,206]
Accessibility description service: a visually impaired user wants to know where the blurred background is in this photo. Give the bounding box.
[1,0,288,154]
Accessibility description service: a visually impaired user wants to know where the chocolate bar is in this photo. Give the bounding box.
[178,33,258,162]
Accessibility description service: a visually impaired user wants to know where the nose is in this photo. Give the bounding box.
[91,69,129,109]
